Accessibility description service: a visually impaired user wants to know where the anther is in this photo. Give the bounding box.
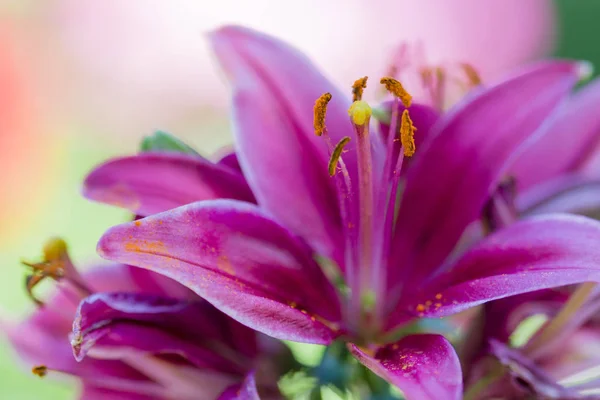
[32,365,48,378]
[400,110,416,157]
[460,63,482,87]
[380,77,412,107]
[352,76,368,102]
[348,100,372,126]
[328,137,352,176]
[314,93,332,136]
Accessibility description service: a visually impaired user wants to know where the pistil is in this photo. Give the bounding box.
[348,100,375,312]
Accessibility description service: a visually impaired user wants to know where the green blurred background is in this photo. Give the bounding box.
[1,0,599,398]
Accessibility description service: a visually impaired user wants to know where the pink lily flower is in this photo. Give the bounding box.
[92,26,600,399]
[5,238,284,399]
[464,287,600,398]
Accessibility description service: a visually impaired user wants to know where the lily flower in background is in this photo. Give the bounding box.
[94,26,600,399]
[5,237,287,399]
[463,285,600,399]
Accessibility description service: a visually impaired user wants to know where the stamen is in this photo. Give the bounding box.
[348,100,372,126]
[352,76,368,102]
[313,92,332,136]
[32,365,48,377]
[21,237,89,306]
[400,110,417,157]
[461,63,482,86]
[328,137,352,176]
[380,77,412,107]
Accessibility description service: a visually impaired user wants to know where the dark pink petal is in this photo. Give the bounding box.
[72,292,257,365]
[349,334,462,400]
[395,214,600,324]
[98,200,343,344]
[216,150,243,173]
[511,77,600,190]
[390,61,585,295]
[209,25,347,262]
[218,373,260,400]
[83,152,255,216]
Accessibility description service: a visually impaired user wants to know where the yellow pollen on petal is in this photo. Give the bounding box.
[351,76,368,102]
[328,136,351,176]
[313,92,332,136]
[380,77,412,107]
[32,365,47,378]
[400,110,417,157]
[348,100,372,126]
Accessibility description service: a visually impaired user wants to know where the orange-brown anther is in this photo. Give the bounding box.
[461,63,482,87]
[22,238,69,306]
[380,77,412,108]
[351,76,368,102]
[32,365,48,377]
[328,137,351,176]
[400,110,417,157]
[314,92,332,136]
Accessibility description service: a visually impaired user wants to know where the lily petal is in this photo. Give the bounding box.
[518,174,600,218]
[390,61,585,294]
[218,373,261,400]
[397,214,600,322]
[510,77,600,190]
[349,334,462,400]
[209,25,348,263]
[98,200,343,344]
[83,152,255,216]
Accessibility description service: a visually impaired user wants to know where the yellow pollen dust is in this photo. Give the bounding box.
[352,76,368,102]
[328,136,351,176]
[313,92,332,136]
[400,110,417,157]
[348,100,372,126]
[380,77,412,107]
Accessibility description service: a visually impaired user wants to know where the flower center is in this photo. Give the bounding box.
[313,77,417,336]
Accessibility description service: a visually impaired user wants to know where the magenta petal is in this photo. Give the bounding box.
[390,61,585,290]
[518,173,600,217]
[83,152,256,216]
[218,373,260,400]
[349,334,462,400]
[209,25,346,262]
[400,214,600,321]
[98,200,343,344]
[511,77,600,190]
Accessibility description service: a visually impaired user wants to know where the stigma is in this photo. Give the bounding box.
[348,100,372,126]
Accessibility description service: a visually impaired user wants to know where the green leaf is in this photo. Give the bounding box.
[140,130,199,155]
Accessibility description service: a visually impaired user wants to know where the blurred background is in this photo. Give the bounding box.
[0,0,598,398]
